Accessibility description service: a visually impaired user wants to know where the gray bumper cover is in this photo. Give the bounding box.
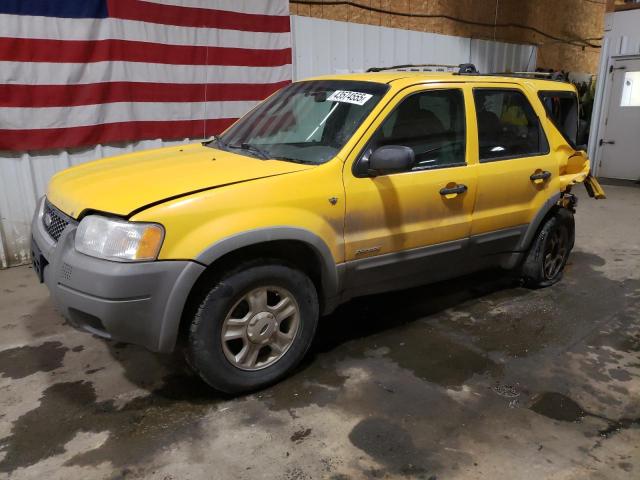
[31,202,205,353]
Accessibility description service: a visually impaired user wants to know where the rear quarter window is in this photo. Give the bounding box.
[538,91,579,147]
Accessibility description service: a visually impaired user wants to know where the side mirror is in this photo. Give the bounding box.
[368,145,415,176]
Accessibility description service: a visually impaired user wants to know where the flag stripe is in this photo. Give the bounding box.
[150,0,289,16]
[108,0,290,33]
[0,14,292,50]
[0,61,292,85]
[0,81,289,108]
[0,118,237,151]
[0,37,292,67]
[1,101,257,130]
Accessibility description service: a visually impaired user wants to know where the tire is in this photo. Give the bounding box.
[521,208,574,288]
[186,260,319,394]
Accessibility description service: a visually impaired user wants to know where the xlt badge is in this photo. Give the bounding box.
[355,246,381,256]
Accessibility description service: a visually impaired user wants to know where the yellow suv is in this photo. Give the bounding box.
[31,71,605,393]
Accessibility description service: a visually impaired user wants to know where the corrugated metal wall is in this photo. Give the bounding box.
[0,15,536,268]
[291,16,537,78]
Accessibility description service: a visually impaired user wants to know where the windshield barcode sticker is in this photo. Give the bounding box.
[327,90,373,106]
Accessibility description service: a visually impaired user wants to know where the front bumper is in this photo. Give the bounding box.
[31,199,205,352]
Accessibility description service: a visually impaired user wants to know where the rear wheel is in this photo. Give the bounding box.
[186,261,319,394]
[521,209,574,288]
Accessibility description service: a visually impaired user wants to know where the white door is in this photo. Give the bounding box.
[599,57,640,180]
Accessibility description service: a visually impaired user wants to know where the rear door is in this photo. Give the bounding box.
[468,84,560,255]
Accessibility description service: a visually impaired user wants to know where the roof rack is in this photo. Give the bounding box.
[366,63,569,82]
[367,63,479,74]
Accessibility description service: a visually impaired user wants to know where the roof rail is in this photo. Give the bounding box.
[367,63,478,74]
[365,64,569,82]
[456,70,569,82]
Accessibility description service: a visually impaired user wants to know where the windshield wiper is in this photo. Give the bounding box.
[204,138,313,164]
[270,156,317,165]
[202,135,228,148]
[225,142,271,160]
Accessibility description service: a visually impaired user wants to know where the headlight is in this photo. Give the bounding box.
[75,215,164,262]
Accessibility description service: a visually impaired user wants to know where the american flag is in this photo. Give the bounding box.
[0,0,292,151]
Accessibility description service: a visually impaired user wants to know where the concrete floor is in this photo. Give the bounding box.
[0,184,639,480]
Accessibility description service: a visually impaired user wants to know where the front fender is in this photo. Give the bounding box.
[195,226,344,304]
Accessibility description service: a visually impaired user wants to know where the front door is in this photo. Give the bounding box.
[599,56,640,180]
[343,85,478,296]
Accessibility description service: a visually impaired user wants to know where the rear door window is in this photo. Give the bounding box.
[539,91,579,146]
[473,89,549,162]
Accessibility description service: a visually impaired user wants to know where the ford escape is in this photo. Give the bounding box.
[31,71,605,393]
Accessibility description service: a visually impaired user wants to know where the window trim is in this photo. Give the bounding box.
[352,87,468,178]
[472,87,550,163]
[537,90,579,149]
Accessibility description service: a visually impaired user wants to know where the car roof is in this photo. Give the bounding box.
[303,72,577,93]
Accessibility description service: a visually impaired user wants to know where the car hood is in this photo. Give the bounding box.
[47,143,313,218]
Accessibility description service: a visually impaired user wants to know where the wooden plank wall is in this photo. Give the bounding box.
[290,0,606,73]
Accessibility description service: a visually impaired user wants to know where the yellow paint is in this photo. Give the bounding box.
[584,175,607,199]
[46,143,312,218]
[46,72,600,264]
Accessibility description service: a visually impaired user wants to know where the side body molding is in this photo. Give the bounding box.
[195,227,344,313]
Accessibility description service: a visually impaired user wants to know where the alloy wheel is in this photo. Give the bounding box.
[220,286,300,371]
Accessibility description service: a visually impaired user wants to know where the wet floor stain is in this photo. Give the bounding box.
[529,392,586,422]
[376,325,499,388]
[0,374,220,473]
[0,341,68,379]
[349,417,433,477]
[528,391,640,441]
[597,417,640,439]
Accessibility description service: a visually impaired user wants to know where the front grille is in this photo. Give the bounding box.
[42,200,74,242]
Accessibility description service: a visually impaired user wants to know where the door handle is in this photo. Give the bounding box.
[530,171,551,182]
[439,184,468,196]
[599,139,615,146]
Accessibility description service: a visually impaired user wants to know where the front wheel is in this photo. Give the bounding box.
[521,209,574,288]
[186,261,319,394]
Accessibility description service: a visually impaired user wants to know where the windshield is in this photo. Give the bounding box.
[212,80,389,164]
